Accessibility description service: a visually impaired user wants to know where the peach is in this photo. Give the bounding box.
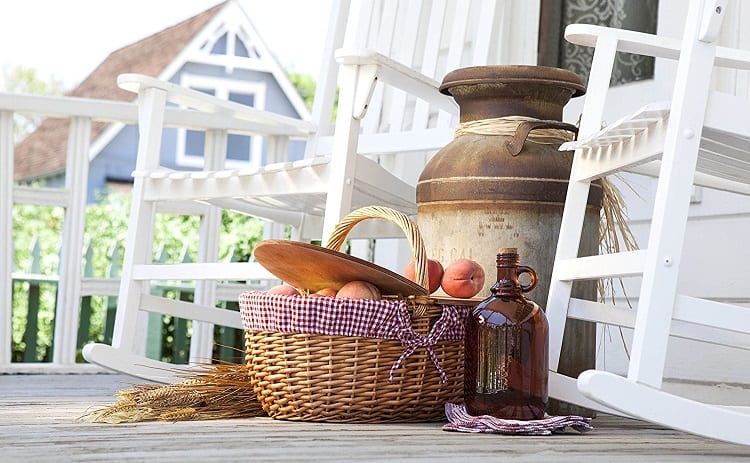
[441,258,486,298]
[335,280,382,300]
[404,258,444,294]
[312,287,338,297]
[267,284,301,296]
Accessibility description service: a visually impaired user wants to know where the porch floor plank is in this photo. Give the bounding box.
[0,374,747,462]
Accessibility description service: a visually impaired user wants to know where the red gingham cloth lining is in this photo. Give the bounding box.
[239,291,468,381]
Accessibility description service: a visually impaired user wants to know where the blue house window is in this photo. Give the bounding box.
[235,40,250,58]
[176,75,266,169]
[211,32,228,55]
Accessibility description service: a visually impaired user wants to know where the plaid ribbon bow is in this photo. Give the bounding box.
[388,305,464,382]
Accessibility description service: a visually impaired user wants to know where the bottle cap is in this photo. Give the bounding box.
[499,247,518,254]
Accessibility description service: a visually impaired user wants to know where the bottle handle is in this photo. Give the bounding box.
[517,266,537,293]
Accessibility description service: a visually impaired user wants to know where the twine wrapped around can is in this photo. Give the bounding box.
[454,115,576,145]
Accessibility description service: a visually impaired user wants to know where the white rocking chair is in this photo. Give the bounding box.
[546,0,750,446]
[82,0,523,383]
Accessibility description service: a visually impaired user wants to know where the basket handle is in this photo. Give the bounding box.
[323,206,429,292]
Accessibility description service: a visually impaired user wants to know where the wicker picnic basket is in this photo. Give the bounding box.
[239,206,471,423]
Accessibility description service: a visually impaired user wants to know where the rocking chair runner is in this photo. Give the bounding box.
[546,0,750,446]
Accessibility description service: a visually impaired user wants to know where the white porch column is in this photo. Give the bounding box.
[53,116,91,365]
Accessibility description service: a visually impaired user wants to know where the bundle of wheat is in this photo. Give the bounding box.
[83,363,264,423]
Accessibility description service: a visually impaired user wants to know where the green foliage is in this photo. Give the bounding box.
[288,72,339,121]
[288,72,316,110]
[11,203,64,362]
[12,189,266,363]
[2,65,64,95]
[13,204,64,274]
[220,210,265,262]
[82,191,131,275]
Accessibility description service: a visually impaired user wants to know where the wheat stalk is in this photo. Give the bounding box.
[158,407,199,422]
[598,176,640,359]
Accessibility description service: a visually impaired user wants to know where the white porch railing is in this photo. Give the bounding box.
[0,91,282,373]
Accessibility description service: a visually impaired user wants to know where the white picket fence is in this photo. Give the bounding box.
[0,91,282,373]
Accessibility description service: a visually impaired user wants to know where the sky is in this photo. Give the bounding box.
[0,0,332,90]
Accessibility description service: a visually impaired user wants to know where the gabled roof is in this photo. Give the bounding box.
[14,1,227,181]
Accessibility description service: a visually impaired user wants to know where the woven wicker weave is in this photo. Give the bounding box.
[242,206,468,422]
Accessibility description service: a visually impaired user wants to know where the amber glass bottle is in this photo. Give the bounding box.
[464,247,549,420]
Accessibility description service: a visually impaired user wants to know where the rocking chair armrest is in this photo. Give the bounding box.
[334,48,458,115]
[565,24,681,60]
[117,73,316,137]
[566,23,750,71]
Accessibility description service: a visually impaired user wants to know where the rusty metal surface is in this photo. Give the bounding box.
[417,136,602,207]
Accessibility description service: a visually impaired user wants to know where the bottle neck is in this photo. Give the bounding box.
[491,253,523,297]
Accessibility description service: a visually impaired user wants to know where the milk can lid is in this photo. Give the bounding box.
[440,65,586,98]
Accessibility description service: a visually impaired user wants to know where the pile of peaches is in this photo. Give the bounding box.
[267,257,485,301]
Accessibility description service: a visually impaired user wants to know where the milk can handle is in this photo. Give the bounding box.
[517,266,538,293]
[504,120,579,157]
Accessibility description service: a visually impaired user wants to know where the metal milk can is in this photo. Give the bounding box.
[417,65,600,302]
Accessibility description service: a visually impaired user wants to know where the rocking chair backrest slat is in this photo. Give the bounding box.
[412,0,449,130]
[349,0,505,138]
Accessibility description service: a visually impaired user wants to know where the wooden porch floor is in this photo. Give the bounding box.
[1,373,748,462]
